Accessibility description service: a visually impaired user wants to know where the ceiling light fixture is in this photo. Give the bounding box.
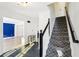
[27,20,31,23]
[17,2,32,7]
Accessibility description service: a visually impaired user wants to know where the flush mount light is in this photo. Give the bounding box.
[17,2,32,7]
[27,20,31,23]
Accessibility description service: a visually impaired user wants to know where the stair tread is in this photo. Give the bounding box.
[46,16,71,57]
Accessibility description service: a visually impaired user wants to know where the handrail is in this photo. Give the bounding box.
[42,19,50,36]
[39,18,50,57]
[65,7,79,43]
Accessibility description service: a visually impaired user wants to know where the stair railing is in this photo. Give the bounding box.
[39,18,50,57]
[65,7,79,43]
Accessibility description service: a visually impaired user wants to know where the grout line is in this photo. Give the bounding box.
[16,43,34,57]
[3,49,16,57]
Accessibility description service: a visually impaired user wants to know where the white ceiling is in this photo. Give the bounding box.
[0,2,51,18]
[0,2,54,25]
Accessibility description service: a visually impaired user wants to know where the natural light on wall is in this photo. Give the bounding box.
[17,2,32,8]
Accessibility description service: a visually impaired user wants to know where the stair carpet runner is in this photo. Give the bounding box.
[46,16,71,57]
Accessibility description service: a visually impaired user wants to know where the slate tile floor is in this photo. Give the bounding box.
[0,42,39,57]
[23,43,39,57]
[46,16,71,57]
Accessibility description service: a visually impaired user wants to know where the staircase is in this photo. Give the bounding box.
[46,16,71,57]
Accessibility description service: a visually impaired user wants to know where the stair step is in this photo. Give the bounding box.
[55,21,66,23]
[62,49,71,57]
[55,20,66,23]
[52,32,68,33]
[53,31,68,33]
[54,24,67,26]
[55,21,67,23]
[46,48,58,57]
[53,27,67,29]
[54,26,67,28]
[54,22,66,24]
[53,32,68,34]
[53,28,67,30]
[48,42,70,50]
[46,16,71,57]
[52,33,68,36]
[53,43,70,48]
[53,30,68,32]
[51,37,70,42]
[50,37,69,42]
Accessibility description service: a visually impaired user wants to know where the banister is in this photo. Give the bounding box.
[65,7,79,43]
[39,18,50,57]
[42,18,50,36]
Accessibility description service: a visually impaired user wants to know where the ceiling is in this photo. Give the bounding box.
[0,2,52,19]
[0,2,54,25]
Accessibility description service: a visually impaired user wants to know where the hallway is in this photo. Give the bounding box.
[0,42,39,57]
[46,16,71,57]
[0,2,79,57]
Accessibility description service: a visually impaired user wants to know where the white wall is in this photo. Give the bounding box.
[50,2,66,17]
[48,3,56,35]
[24,16,39,44]
[2,17,24,54]
[0,16,3,55]
[0,16,24,55]
[67,2,79,57]
[0,3,39,55]
[1,15,38,55]
[39,11,50,30]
